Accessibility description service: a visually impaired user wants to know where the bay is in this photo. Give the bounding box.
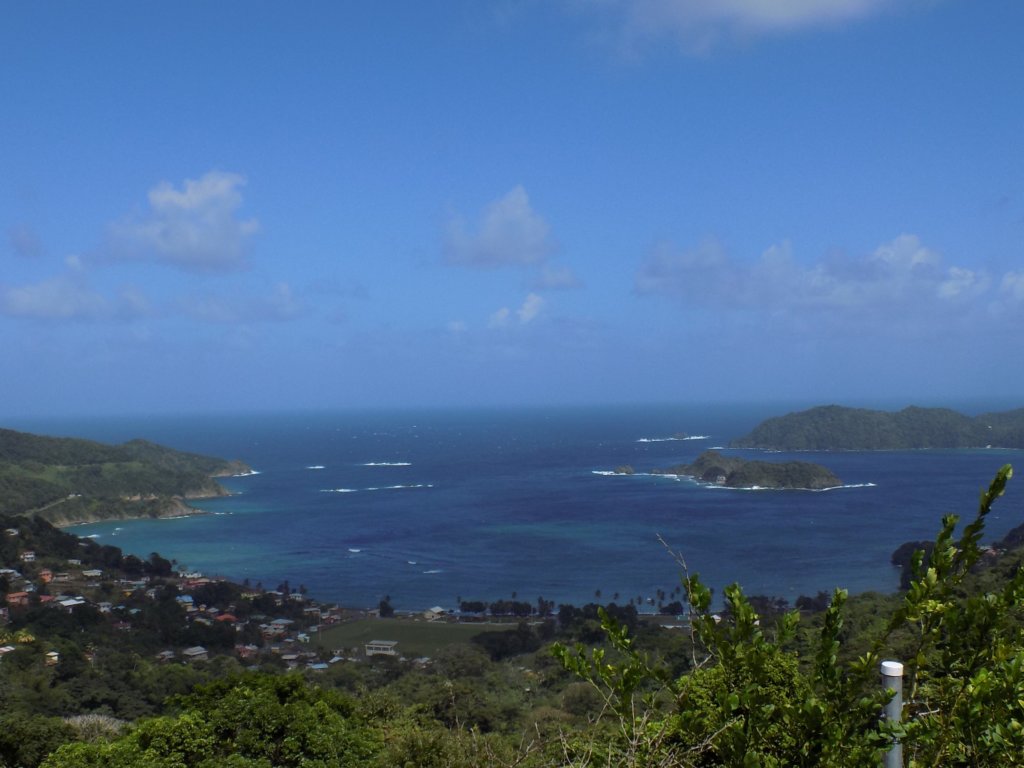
[11,404,1022,611]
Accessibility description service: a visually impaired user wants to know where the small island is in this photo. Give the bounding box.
[0,427,251,525]
[651,449,842,490]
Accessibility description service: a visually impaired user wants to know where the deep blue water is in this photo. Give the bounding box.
[9,405,1023,611]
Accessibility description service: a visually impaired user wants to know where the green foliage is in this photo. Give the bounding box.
[656,450,841,490]
[0,714,76,768]
[0,427,244,518]
[41,673,379,768]
[731,404,1024,450]
[556,464,1024,767]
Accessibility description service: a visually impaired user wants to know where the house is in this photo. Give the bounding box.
[59,597,87,612]
[365,639,399,657]
[81,569,102,579]
[45,651,59,666]
[175,595,195,611]
[19,552,35,563]
[182,646,208,663]
[423,606,447,621]
[281,653,300,669]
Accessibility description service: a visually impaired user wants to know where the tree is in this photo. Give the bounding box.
[41,674,378,768]
[555,465,1021,767]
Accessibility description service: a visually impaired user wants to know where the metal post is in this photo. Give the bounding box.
[881,660,904,768]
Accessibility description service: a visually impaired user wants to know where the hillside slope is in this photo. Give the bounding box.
[731,405,1024,450]
[0,427,249,523]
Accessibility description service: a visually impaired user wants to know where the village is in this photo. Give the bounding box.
[0,521,453,672]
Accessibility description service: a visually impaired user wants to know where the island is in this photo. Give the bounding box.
[730,404,1024,451]
[650,449,842,490]
[0,426,251,525]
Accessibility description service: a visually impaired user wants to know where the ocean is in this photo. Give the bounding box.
[10,404,1023,611]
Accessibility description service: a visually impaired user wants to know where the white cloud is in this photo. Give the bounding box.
[580,0,898,53]
[488,293,546,329]
[178,282,302,324]
[517,292,544,324]
[938,267,989,300]
[999,271,1024,303]
[0,276,107,320]
[635,234,991,324]
[488,307,512,328]
[107,171,259,271]
[444,186,555,268]
[447,320,468,333]
[0,274,148,321]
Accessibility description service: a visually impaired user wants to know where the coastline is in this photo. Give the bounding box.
[55,496,211,528]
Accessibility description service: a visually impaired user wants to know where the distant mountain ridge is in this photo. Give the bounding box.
[0,427,249,524]
[731,405,1024,451]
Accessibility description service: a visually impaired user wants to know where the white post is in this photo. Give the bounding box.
[881,660,904,768]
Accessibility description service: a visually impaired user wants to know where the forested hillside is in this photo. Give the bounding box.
[731,404,1024,450]
[0,428,248,522]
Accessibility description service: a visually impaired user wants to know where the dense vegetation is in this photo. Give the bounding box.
[0,428,247,522]
[653,449,842,489]
[731,404,1024,450]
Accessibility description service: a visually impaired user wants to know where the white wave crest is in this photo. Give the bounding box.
[306,465,325,470]
[636,435,710,443]
[363,462,412,466]
[348,548,362,553]
[322,483,432,494]
[365,484,433,491]
[422,569,443,574]
[233,470,261,477]
[592,470,681,481]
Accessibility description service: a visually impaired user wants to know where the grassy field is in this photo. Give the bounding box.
[315,618,504,657]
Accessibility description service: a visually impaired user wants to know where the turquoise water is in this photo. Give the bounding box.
[14,405,1023,611]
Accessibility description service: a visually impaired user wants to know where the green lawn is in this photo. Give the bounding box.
[315,618,502,657]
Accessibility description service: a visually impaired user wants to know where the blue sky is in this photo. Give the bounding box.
[2,1,1022,417]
